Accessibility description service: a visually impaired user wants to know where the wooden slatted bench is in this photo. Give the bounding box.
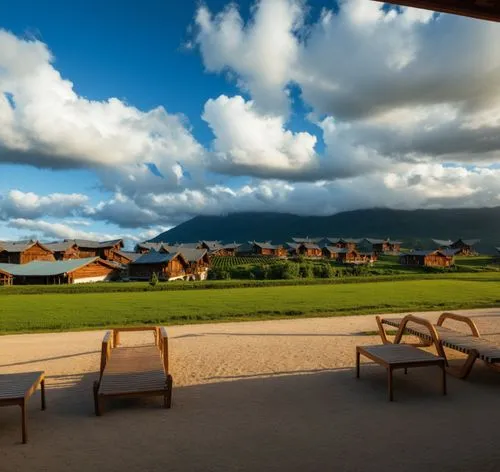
[0,371,46,443]
[93,327,173,415]
[356,344,446,401]
[376,313,500,379]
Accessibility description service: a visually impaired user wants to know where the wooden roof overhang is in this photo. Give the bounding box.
[374,0,500,23]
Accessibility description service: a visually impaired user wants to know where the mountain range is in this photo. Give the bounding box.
[150,207,500,253]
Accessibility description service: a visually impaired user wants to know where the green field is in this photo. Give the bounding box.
[211,256,277,268]
[1,276,499,334]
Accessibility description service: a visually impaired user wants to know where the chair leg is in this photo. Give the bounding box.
[21,400,27,444]
[446,351,478,379]
[356,350,360,378]
[93,381,101,416]
[441,363,447,395]
[164,375,173,409]
[388,367,394,402]
[41,378,46,411]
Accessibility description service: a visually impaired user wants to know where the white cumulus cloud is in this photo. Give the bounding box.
[0,189,88,219]
[0,29,205,194]
[203,95,318,178]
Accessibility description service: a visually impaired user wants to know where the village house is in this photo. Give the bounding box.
[69,239,124,262]
[112,250,142,265]
[322,246,373,264]
[217,243,242,256]
[432,238,480,256]
[323,238,360,251]
[400,250,455,268]
[44,241,80,261]
[234,242,254,256]
[0,257,119,284]
[0,240,55,264]
[287,242,322,257]
[171,248,210,280]
[198,240,223,253]
[365,238,402,254]
[250,241,288,257]
[128,250,189,281]
[135,242,164,253]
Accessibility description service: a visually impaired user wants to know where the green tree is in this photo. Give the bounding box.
[149,272,159,287]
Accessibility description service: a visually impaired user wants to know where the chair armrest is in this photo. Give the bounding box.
[100,331,113,377]
[393,314,447,359]
[436,312,480,337]
[159,327,169,374]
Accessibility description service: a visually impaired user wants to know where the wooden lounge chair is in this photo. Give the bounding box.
[376,313,500,379]
[0,371,46,443]
[93,327,173,415]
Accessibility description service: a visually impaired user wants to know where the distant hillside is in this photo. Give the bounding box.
[150,208,500,253]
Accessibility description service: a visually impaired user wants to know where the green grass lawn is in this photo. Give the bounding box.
[1,277,499,334]
[455,255,496,267]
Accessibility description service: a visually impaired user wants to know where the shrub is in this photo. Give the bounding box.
[314,263,336,278]
[149,272,159,287]
[344,264,369,277]
[208,268,231,280]
[229,265,253,279]
[298,263,314,278]
[252,264,271,280]
[282,262,300,279]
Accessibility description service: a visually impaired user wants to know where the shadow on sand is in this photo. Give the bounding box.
[2,360,500,472]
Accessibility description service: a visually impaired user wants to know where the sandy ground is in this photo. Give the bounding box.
[1,308,500,471]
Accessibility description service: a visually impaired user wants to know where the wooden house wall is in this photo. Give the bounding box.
[388,243,401,252]
[216,248,236,256]
[168,258,187,277]
[372,242,399,254]
[400,254,453,267]
[0,270,12,286]
[78,249,99,258]
[109,251,131,265]
[298,247,322,257]
[450,242,474,256]
[54,247,80,261]
[424,254,453,267]
[0,251,16,264]
[129,263,166,280]
[322,248,336,259]
[254,246,273,255]
[333,242,357,251]
[70,261,118,281]
[129,258,188,280]
[0,245,55,264]
[400,254,424,266]
[75,243,122,261]
[20,246,55,264]
[335,250,371,264]
[187,256,210,276]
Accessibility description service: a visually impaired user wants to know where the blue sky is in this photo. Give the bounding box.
[1,0,500,245]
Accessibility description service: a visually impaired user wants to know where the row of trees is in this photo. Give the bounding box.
[208,261,370,280]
